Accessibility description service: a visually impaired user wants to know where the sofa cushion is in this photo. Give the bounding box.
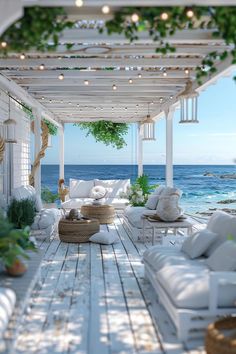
[160,187,182,198]
[89,186,107,200]
[145,194,159,210]
[143,246,206,273]
[0,287,16,341]
[12,185,36,201]
[153,185,166,195]
[181,229,218,259]
[206,241,236,271]
[105,197,129,209]
[124,206,156,228]
[156,264,236,309]
[156,194,182,222]
[69,179,94,198]
[62,198,84,209]
[206,211,236,256]
[95,179,130,198]
[31,208,61,230]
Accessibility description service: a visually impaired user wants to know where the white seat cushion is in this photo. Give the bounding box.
[206,241,236,271]
[69,179,94,198]
[156,264,236,309]
[206,211,236,256]
[95,179,130,198]
[105,197,129,209]
[124,206,156,228]
[89,231,119,245]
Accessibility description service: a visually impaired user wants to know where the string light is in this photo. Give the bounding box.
[129,78,133,84]
[131,13,139,23]
[84,79,89,85]
[39,64,45,70]
[102,5,110,14]
[58,73,64,80]
[185,68,189,75]
[138,73,142,79]
[20,53,26,60]
[160,97,163,103]
[41,96,45,100]
[112,84,117,91]
[160,12,169,21]
[170,95,173,100]
[75,0,83,7]
[1,41,7,48]
[163,69,167,77]
[186,9,194,18]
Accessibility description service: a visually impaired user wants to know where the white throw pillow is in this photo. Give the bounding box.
[153,185,165,196]
[156,195,182,222]
[181,229,218,259]
[69,179,94,198]
[206,241,236,271]
[90,186,107,200]
[145,194,159,210]
[89,231,119,245]
[94,179,130,198]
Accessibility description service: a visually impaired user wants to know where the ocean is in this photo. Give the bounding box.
[41,165,236,214]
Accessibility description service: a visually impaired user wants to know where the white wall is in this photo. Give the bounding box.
[0,90,31,194]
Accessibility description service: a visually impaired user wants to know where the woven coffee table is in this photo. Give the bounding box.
[81,204,115,224]
[58,218,100,243]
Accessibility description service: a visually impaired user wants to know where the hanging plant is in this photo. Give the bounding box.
[0,6,74,53]
[74,121,129,149]
[101,6,236,83]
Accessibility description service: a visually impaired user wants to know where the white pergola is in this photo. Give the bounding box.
[0,0,235,193]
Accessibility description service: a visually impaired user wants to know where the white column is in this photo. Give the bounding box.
[33,108,41,194]
[137,123,143,177]
[165,107,175,187]
[59,124,65,180]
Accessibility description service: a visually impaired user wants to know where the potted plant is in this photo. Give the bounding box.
[41,187,59,208]
[0,214,37,276]
[7,198,36,229]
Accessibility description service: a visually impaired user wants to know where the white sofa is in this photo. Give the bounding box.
[62,178,130,210]
[143,211,236,341]
[123,186,182,241]
[12,185,61,238]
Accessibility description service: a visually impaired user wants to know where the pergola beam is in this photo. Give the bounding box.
[22,0,236,5]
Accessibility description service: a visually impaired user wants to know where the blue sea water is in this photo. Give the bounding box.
[41,165,236,214]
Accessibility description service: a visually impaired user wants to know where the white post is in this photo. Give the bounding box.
[59,124,65,180]
[137,123,143,177]
[165,107,175,187]
[33,108,41,194]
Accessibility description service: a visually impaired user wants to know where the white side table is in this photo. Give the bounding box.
[142,215,193,245]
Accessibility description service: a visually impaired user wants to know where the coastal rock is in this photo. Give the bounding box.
[217,199,236,205]
[219,174,236,179]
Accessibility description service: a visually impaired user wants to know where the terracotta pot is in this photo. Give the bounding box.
[6,259,28,277]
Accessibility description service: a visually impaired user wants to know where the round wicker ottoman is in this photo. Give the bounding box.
[205,317,236,354]
[81,204,115,224]
[58,218,100,243]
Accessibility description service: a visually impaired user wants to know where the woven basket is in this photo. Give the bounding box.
[81,204,115,224]
[205,317,236,354]
[58,218,100,243]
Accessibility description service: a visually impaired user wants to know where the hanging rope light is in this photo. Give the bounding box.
[142,103,156,141]
[179,80,199,124]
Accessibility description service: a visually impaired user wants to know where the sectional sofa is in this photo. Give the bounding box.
[62,178,130,210]
[143,210,236,341]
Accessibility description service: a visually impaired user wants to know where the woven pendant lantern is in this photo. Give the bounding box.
[142,103,156,141]
[179,80,199,124]
[4,96,17,143]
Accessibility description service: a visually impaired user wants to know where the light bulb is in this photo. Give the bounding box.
[131,13,139,23]
[160,97,163,103]
[112,84,117,91]
[170,95,173,100]
[20,53,25,60]
[102,5,110,14]
[41,96,45,100]
[39,64,45,70]
[84,80,89,85]
[186,9,194,18]
[129,78,133,84]
[58,73,64,80]
[185,68,189,75]
[49,100,52,103]
[160,12,169,21]
[138,73,142,79]
[163,70,167,77]
[75,0,83,7]
[1,41,7,48]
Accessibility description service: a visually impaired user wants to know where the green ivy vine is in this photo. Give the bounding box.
[0,6,73,53]
[22,104,58,136]
[74,121,129,149]
[101,6,236,83]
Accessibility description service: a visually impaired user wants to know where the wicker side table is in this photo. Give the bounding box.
[205,317,236,354]
[81,204,115,224]
[58,218,100,243]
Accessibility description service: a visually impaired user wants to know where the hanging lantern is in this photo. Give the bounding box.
[4,97,17,143]
[142,103,156,141]
[179,80,199,124]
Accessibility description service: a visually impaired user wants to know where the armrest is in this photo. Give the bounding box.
[209,271,236,312]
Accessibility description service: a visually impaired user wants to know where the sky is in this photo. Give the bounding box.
[41,73,236,165]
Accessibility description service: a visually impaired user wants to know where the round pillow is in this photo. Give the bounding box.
[90,186,107,200]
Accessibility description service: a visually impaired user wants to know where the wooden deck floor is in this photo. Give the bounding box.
[14,215,206,354]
